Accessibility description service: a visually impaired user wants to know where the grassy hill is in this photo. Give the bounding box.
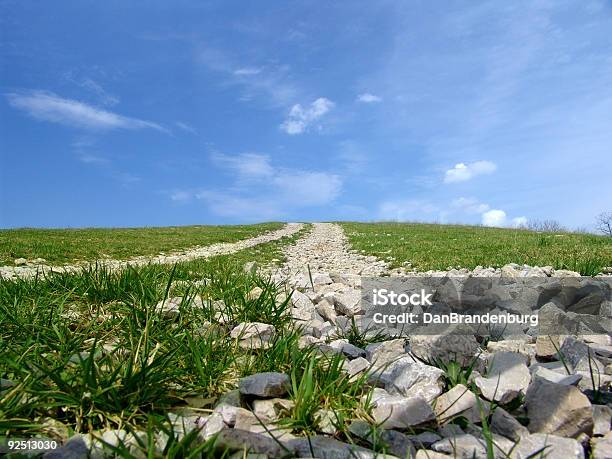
[341,222,612,275]
[0,223,283,265]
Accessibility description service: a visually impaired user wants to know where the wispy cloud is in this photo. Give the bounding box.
[271,171,342,206]
[76,152,109,165]
[444,160,496,183]
[63,70,120,106]
[197,47,299,107]
[357,93,382,103]
[280,97,334,135]
[175,121,197,134]
[170,190,193,202]
[170,152,342,219]
[6,91,167,133]
[233,67,263,76]
[211,152,274,180]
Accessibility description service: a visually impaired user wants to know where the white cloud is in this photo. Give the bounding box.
[357,93,382,103]
[76,152,108,165]
[511,216,528,227]
[444,160,497,183]
[482,209,507,227]
[170,191,193,202]
[175,152,342,218]
[6,91,167,132]
[280,97,334,135]
[233,67,263,76]
[194,191,282,220]
[378,195,527,228]
[175,121,197,134]
[453,197,527,228]
[211,152,274,179]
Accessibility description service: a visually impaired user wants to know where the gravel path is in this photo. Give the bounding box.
[0,223,305,280]
[276,222,391,277]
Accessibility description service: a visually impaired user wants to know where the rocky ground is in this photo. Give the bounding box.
[233,224,611,458]
[275,222,393,277]
[7,223,612,458]
[0,223,304,281]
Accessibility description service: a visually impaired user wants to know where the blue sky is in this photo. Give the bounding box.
[1,1,611,229]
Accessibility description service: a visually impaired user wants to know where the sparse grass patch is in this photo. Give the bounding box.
[341,222,612,275]
[330,317,389,349]
[283,352,371,436]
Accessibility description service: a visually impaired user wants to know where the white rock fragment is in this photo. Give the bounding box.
[238,372,290,398]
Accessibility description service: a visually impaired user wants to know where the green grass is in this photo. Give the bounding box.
[284,352,370,436]
[0,223,284,265]
[341,222,612,275]
[0,222,377,453]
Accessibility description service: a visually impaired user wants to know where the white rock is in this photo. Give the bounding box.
[290,290,315,310]
[474,352,531,404]
[369,388,436,429]
[195,412,225,439]
[233,408,295,442]
[312,272,333,285]
[591,432,612,459]
[560,336,605,374]
[328,339,366,359]
[155,297,183,317]
[487,340,535,363]
[535,335,561,360]
[230,322,276,349]
[524,378,593,438]
[315,408,338,435]
[384,358,445,402]
[414,451,452,459]
[291,307,315,321]
[434,384,490,424]
[531,365,582,386]
[332,290,363,317]
[592,405,612,437]
[343,356,370,377]
[431,434,488,459]
[490,406,529,441]
[238,372,290,398]
[365,339,406,365]
[410,333,480,367]
[287,435,399,459]
[213,405,246,427]
[252,398,294,421]
[315,299,337,323]
[512,433,584,459]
